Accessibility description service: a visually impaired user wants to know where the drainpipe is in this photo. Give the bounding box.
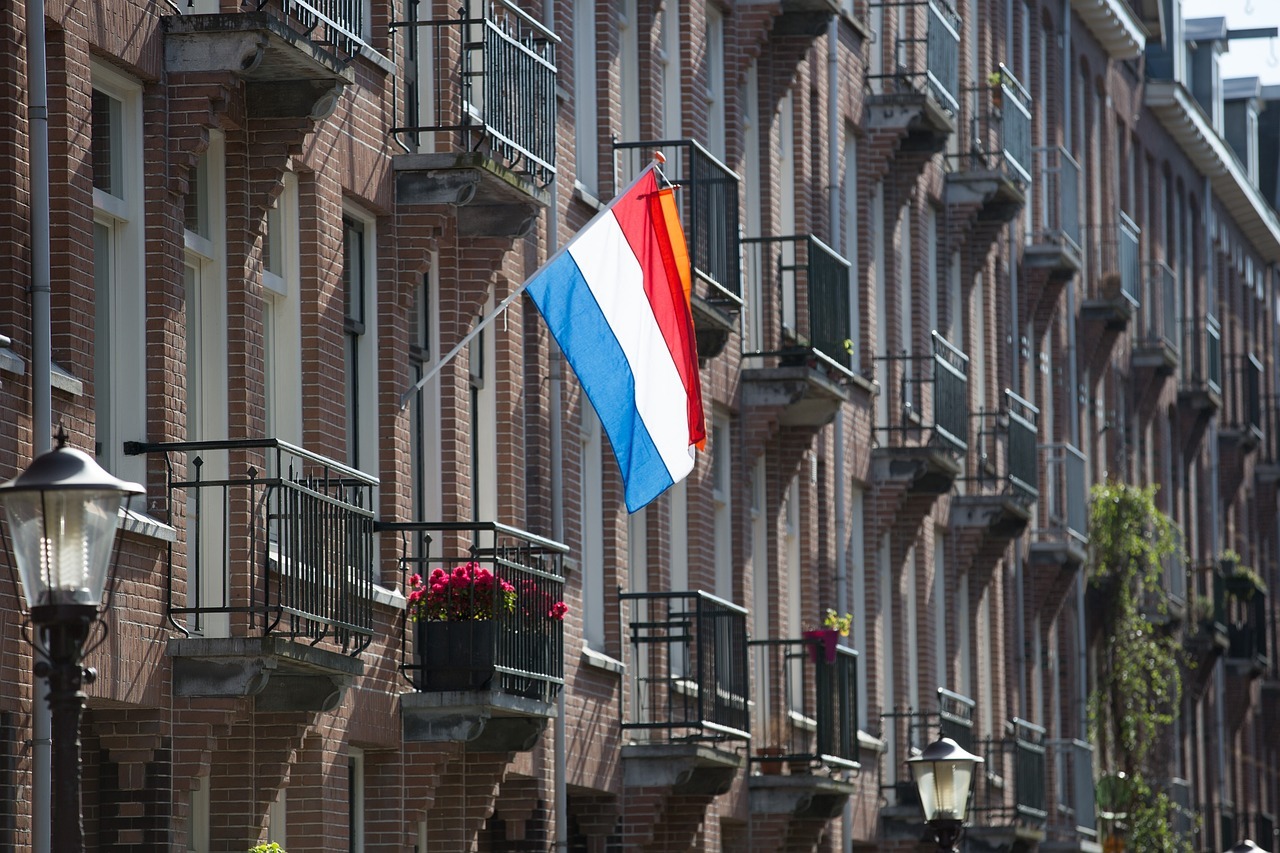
[543,1,567,845]
[26,0,54,849]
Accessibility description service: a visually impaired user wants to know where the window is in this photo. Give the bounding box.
[933,527,947,689]
[188,776,210,853]
[750,456,768,639]
[850,484,867,732]
[409,260,442,525]
[572,0,598,195]
[743,62,763,352]
[268,789,287,848]
[264,172,302,444]
[668,479,688,590]
[581,409,605,647]
[348,748,364,852]
[874,183,888,430]
[842,134,860,367]
[342,210,378,476]
[711,412,732,600]
[660,0,682,136]
[91,63,146,486]
[705,4,725,159]
[469,298,496,521]
[785,475,800,637]
[619,0,640,143]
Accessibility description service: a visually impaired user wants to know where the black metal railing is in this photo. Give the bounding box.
[1086,212,1141,309]
[1226,353,1265,437]
[976,719,1047,826]
[870,0,962,114]
[879,688,976,803]
[878,332,970,454]
[385,520,567,702]
[1047,739,1097,841]
[1034,443,1087,549]
[970,390,1039,499]
[1226,587,1268,667]
[750,638,859,771]
[122,438,376,655]
[741,235,853,375]
[1030,145,1081,253]
[1258,812,1276,850]
[622,590,750,741]
[392,0,557,186]
[1138,260,1179,354]
[251,0,368,62]
[938,687,976,750]
[957,65,1033,183]
[615,139,742,306]
[1182,314,1222,396]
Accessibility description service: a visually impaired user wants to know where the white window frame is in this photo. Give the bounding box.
[264,171,303,445]
[581,409,605,648]
[573,0,599,196]
[348,747,365,852]
[187,775,210,853]
[850,484,867,733]
[711,411,732,601]
[91,61,146,487]
[705,4,726,160]
[342,205,379,480]
[470,296,497,522]
[410,255,442,526]
[660,0,682,137]
[842,134,860,367]
[743,62,763,353]
[268,788,287,848]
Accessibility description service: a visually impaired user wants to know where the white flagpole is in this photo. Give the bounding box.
[398,157,668,410]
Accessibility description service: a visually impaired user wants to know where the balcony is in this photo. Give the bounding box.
[742,235,854,426]
[1225,578,1268,677]
[867,0,962,154]
[773,0,843,36]
[1186,563,1230,678]
[1025,146,1083,278]
[1043,739,1098,850]
[1029,443,1088,581]
[1081,212,1140,331]
[616,140,742,359]
[163,0,367,120]
[1222,353,1265,453]
[1178,314,1223,425]
[956,390,1039,540]
[748,639,858,825]
[393,0,557,236]
[879,688,975,830]
[971,720,1048,847]
[621,591,749,794]
[1070,0,1146,60]
[946,65,1033,223]
[873,332,969,496]
[388,521,567,751]
[122,438,373,712]
[1132,260,1180,379]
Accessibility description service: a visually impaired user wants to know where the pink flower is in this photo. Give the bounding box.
[549,601,568,621]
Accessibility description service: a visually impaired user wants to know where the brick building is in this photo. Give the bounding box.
[0,0,1278,849]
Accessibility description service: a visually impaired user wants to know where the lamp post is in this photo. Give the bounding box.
[0,433,142,853]
[908,736,985,852]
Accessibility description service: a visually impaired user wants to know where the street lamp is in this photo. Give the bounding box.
[0,433,142,853]
[908,736,985,852]
[1226,842,1270,853]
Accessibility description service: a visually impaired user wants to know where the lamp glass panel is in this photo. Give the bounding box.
[911,759,975,821]
[3,489,122,608]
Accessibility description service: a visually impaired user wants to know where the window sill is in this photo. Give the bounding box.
[118,506,177,543]
[857,730,887,753]
[580,644,625,675]
[0,350,84,397]
[370,583,406,610]
[572,181,606,212]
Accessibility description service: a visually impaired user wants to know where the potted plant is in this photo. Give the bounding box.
[987,69,1005,108]
[756,714,789,774]
[249,844,286,853]
[802,609,852,664]
[408,562,516,690]
[1225,563,1268,600]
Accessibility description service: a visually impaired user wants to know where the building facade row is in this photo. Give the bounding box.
[1,0,1278,849]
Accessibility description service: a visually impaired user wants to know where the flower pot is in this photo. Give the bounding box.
[756,745,785,775]
[802,629,840,664]
[414,620,496,691]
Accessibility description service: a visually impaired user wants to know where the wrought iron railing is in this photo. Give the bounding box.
[251,0,368,62]
[614,139,742,305]
[970,390,1038,499]
[1138,260,1179,354]
[750,638,859,771]
[937,687,976,750]
[976,719,1047,826]
[878,332,970,454]
[122,438,376,654]
[1034,443,1087,549]
[957,65,1033,183]
[384,520,567,702]
[1030,145,1081,253]
[1259,812,1276,850]
[1182,314,1222,396]
[879,687,976,805]
[1227,353,1265,438]
[622,590,750,741]
[1086,212,1141,308]
[1226,587,1268,667]
[1047,739,1097,841]
[741,235,853,374]
[870,0,962,114]
[392,0,557,186]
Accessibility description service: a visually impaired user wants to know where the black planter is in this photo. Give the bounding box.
[414,620,496,691]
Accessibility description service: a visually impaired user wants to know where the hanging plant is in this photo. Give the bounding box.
[1086,482,1192,852]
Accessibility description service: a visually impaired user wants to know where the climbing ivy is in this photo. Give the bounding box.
[1086,482,1191,853]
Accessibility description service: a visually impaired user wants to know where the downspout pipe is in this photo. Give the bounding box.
[27,0,54,850]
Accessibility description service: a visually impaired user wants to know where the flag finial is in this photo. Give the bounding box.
[652,151,666,164]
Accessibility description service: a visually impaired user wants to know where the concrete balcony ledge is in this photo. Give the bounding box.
[866,89,957,155]
[622,742,745,796]
[168,635,362,713]
[945,169,1027,223]
[953,493,1033,539]
[743,363,851,428]
[748,774,857,819]
[872,445,963,496]
[395,152,550,237]
[400,689,556,752]
[1070,0,1147,60]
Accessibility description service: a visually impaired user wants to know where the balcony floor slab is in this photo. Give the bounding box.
[395,152,549,237]
[748,774,856,818]
[622,742,745,795]
[168,636,362,712]
[743,364,851,427]
[400,689,555,751]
